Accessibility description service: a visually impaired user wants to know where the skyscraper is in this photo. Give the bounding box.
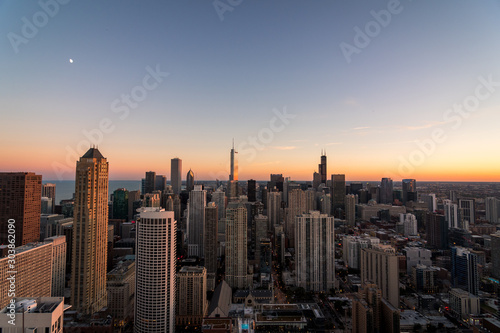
[247,179,257,202]
[135,208,176,333]
[380,178,393,204]
[267,191,282,230]
[176,266,208,326]
[230,140,238,182]
[187,185,207,257]
[0,172,42,246]
[228,142,239,201]
[205,202,219,290]
[426,212,448,250]
[144,171,156,194]
[171,158,182,195]
[186,169,195,192]
[319,151,327,185]
[486,197,500,224]
[225,202,252,290]
[332,174,346,217]
[71,148,108,315]
[451,246,479,296]
[345,194,356,227]
[491,233,500,279]
[285,189,306,245]
[112,188,129,220]
[42,182,56,212]
[360,245,399,308]
[402,179,416,204]
[420,193,437,212]
[443,199,459,229]
[155,175,167,192]
[212,188,226,220]
[459,198,475,228]
[45,235,67,297]
[295,211,335,291]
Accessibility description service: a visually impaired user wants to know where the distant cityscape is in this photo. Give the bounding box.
[1,145,500,333]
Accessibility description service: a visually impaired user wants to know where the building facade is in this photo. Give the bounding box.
[71,148,109,314]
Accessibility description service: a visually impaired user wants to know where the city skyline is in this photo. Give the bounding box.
[2,1,500,182]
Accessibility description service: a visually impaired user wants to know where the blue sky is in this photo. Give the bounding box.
[1,0,500,181]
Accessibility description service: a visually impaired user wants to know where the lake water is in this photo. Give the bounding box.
[43,180,141,205]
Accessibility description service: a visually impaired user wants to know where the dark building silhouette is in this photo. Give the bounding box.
[247,179,256,202]
[145,171,156,194]
[186,169,195,192]
[0,172,42,246]
[113,188,129,220]
[426,212,448,250]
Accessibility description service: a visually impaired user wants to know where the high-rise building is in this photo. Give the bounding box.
[343,236,379,270]
[71,148,108,315]
[45,236,67,297]
[42,182,57,212]
[319,151,327,185]
[402,179,417,204]
[127,190,141,221]
[176,266,208,326]
[486,197,500,224]
[426,212,448,250]
[225,202,252,290]
[171,158,182,195]
[491,233,500,279]
[420,193,437,212]
[155,175,167,192]
[228,141,239,201]
[186,169,195,192]
[458,199,475,228]
[205,202,218,290]
[319,193,331,215]
[135,208,176,333]
[41,196,54,214]
[332,174,346,217]
[230,140,238,182]
[312,172,321,190]
[380,178,393,204]
[305,188,316,212]
[0,242,53,309]
[267,191,282,229]
[443,199,459,229]
[345,194,356,227]
[0,172,42,247]
[144,171,156,194]
[247,179,256,202]
[212,188,226,220]
[285,189,306,245]
[451,246,479,296]
[400,213,418,237]
[187,185,207,257]
[295,211,335,291]
[107,259,135,322]
[360,245,399,308]
[112,188,129,220]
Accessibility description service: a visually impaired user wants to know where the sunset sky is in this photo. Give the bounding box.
[1,1,500,181]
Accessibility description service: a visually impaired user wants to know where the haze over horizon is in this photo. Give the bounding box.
[2,1,500,182]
